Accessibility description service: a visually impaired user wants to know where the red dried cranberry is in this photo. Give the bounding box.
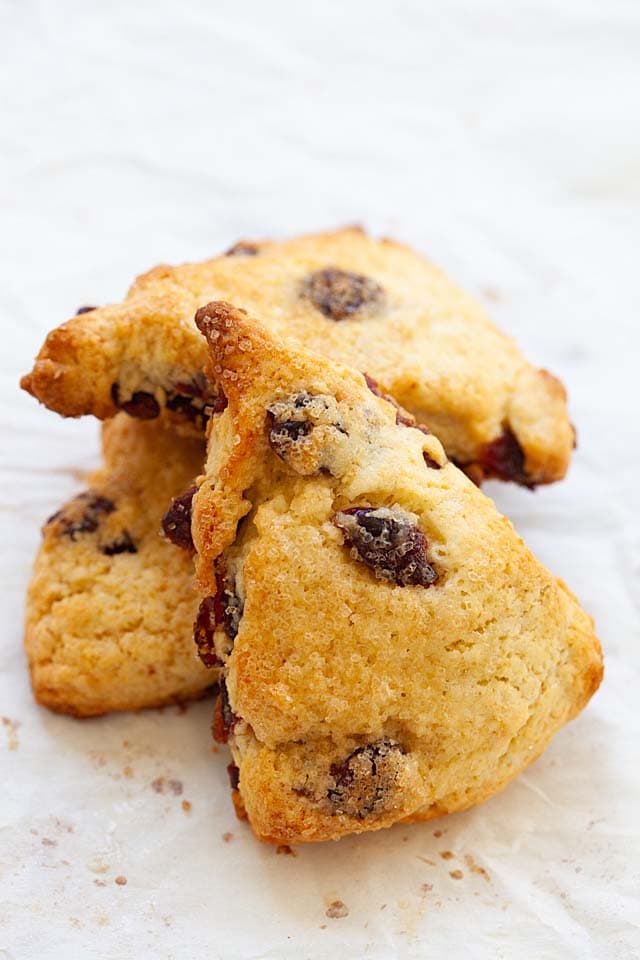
[111,383,160,420]
[47,491,115,540]
[481,429,533,488]
[75,305,98,315]
[303,268,384,321]
[227,763,240,790]
[333,507,438,587]
[225,241,260,257]
[162,484,197,550]
[166,376,227,428]
[100,531,137,555]
[328,739,405,818]
[194,597,222,668]
[212,679,238,744]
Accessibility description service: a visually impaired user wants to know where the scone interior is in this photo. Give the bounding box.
[189,301,602,844]
[21,227,574,486]
[25,416,213,717]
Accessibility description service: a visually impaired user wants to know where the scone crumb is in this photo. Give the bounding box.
[275,844,297,857]
[325,900,349,919]
[114,875,127,886]
[182,800,192,813]
[439,850,455,860]
[222,832,233,843]
[449,869,464,880]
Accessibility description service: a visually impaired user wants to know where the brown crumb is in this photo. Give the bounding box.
[421,883,433,893]
[151,777,164,793]
[380,904,387,911]
[433,829,443,838]
[222,832,233,843]
[169,779,183,795]
[440,850,455,860]
[464,854,490,882]
[182,800,192,813]
[94,879,107,888]
[276,844,297,857]
[449,870,464,880]
[319,924,327,930]
[325,900,349,919]
[2,716,20,750]
[114,876,127,886]
[123,766,134,779]
[417,856,436,866]
[151,776,183,796]
[41,838,57,847]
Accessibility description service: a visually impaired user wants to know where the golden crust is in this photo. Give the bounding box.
[24,415,212,717]
[190,302,601,844]
[21,228,573,485]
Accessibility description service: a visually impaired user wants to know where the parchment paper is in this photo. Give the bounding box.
[1,2,639,957]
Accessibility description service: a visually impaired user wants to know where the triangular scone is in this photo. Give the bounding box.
[188,301,602,844]
[25,416,213,717]
[22,228,573,486]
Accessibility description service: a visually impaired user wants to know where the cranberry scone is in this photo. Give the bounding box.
[21,228,573,486]
[25,415,212,717]
[187,301,601,844]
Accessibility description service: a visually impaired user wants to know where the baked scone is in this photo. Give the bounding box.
[25,415,213,717]
[21,228,573,486]
[189,301,601,844]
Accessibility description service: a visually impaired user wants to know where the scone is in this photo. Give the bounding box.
[189,301,601,844]
[25,415,213,717]
[21,228,573,486]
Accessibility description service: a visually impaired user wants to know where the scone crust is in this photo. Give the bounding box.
[21,228,574,485]
[24,416,211,717]
[190,302,601,844]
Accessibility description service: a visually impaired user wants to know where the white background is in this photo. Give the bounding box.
[1,2,639,957]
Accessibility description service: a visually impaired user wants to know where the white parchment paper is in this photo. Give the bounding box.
[1,2,639,957]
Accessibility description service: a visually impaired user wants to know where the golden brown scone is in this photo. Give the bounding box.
[25,416,212,717]
[21,228,573,486]
[188,301,601,844]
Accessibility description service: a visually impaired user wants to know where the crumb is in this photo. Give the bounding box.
[41,838,57,847]
[449,870,463,880]
[421,883,433,893]
[380,903,387,911]
[176,702,189,715]
[222,832,233,843]
[123,766,134,779]
[464,854,490,882]
[114,876,127,886]
[433,829,443,838]
[402,835,409,842]
[417,856,435,866]
[325,900,349,919]
[211,745,219,754]
[439,851,455,860]
[97,915,110,927]
[94,880,107,888]
[69,917,81,928]
[276,844,297,857]
[151,777,164,793]
[169,779,183,795]
[2,716,20,751]
[319,924,327,930]
[182,800,192,813]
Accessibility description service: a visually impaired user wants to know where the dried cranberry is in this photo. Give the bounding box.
[165,376,227,428]
[225,241,260,257]
[481,429,532,487]
[333,507,438,587]
[266,392,346,474]
[302,268,384,321]
[75,305,98,315]
[212,679,238,744]
[214,573,243,642]
[100,531,137,555]
[328,740,405,818]
[47,491,115,541]
[194,597,222,668]
[111,383,160,420]
[162,484,197,550]
[227,763,240,790]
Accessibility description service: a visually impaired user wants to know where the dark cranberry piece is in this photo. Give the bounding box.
[423,451,441,470]
[302,268,384,321]
[47,491,115,541]
[162,484,197,550]
[194,598,222,668]
[111,383,160,420]
[227,763,240,790]
[75,305,98,315]
[267,394,315,456]
[225,241,260,257]
[481,429,532,488]
[100,531,137,555]
[214,573,243,642]
[333,507,438,587]
[328,739,405,818]
[212,679,238,744]
[165,376,227,428]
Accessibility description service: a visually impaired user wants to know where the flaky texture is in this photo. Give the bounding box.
[25,416,212,717]
[190,302,601,844]
[21,228,573,486]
